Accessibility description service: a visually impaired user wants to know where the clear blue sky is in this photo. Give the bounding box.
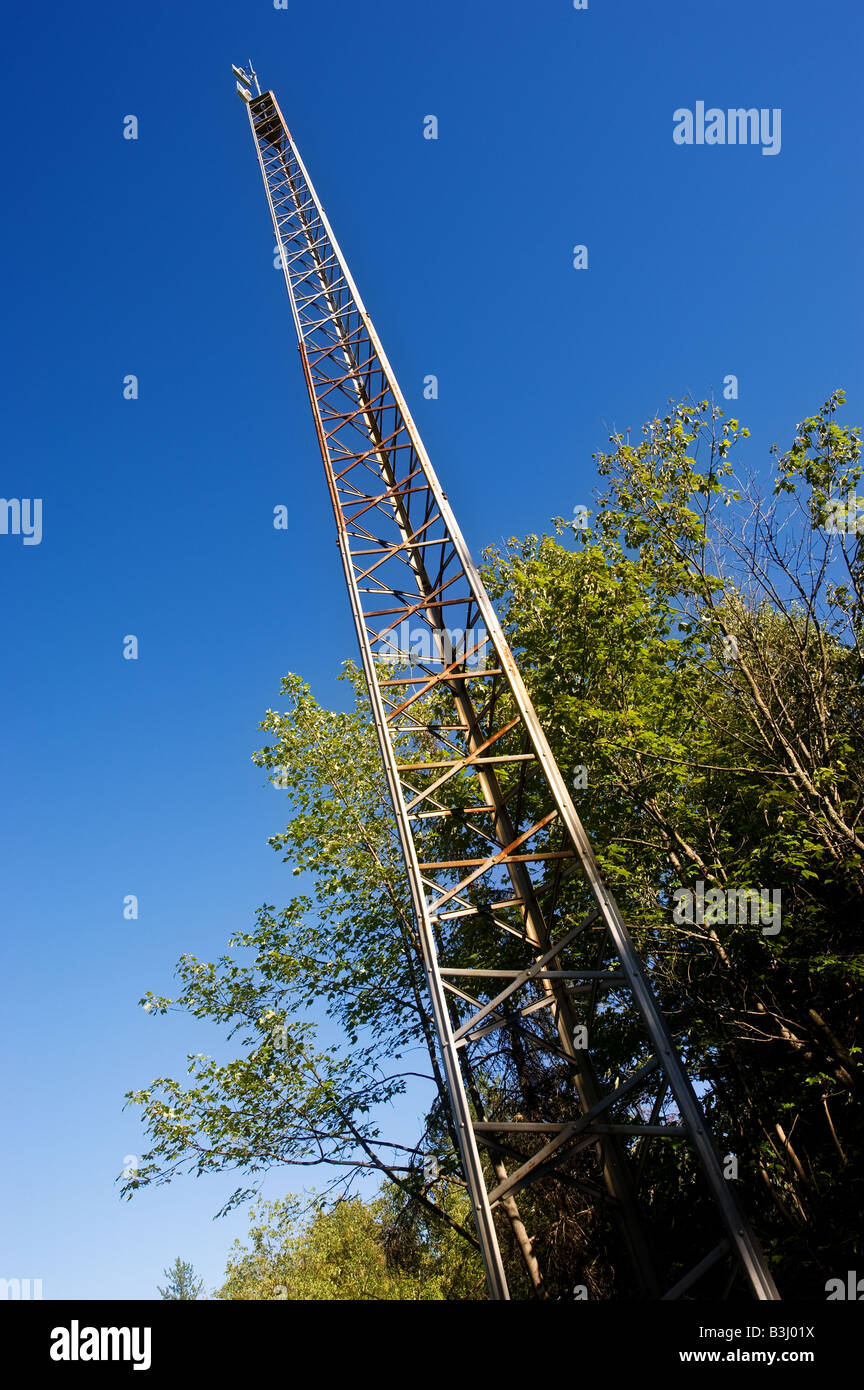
[1,0,860,1299]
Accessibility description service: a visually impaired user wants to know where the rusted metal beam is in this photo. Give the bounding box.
[239,76,780,1305]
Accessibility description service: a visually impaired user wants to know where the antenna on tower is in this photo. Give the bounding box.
[232,61,261,101]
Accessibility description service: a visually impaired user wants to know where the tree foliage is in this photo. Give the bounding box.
[481,390,863,1286]
[157,1257,204,1301]
[126,391,862,1298]
[216,1186,483,1301]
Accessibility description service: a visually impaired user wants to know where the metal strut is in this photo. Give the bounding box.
[237,75,780,1303]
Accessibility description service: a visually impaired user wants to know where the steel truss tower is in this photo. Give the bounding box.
[236,70,779,1303]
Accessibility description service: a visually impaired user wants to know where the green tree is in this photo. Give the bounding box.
[216,1185,483,1301]
[123,667,475,1244]
[157,1257,204,1300]
[126,392,862,1298]
[480,390,863,1290]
